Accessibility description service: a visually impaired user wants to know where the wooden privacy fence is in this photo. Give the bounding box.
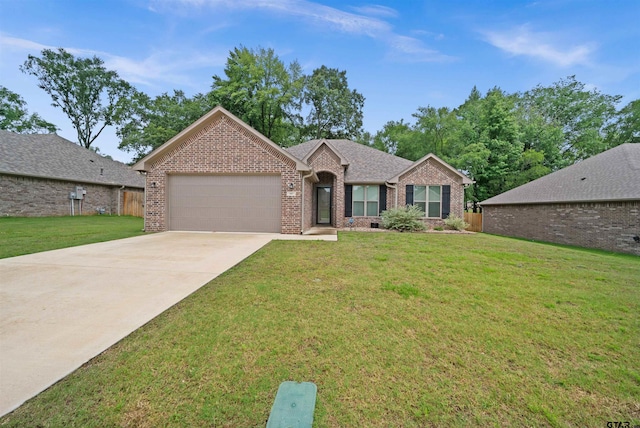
[464,212,482,232]
[123,191,144,217]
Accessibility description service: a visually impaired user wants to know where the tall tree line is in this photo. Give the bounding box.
[5,47,638,204]
[119,46,365,160]
[366,77,637,204]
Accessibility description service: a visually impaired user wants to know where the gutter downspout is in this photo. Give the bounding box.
[385,181,398,208]
[143,175,148,231]
[300,170,315,234]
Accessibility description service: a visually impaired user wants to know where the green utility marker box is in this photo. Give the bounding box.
[266,381,317,428]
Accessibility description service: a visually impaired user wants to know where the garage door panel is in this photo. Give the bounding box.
[168,175,282,232]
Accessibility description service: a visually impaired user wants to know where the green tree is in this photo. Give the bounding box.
[118,90,213,162]
[21,48,135,149]
[302,65,364,140]
[412,106,456,158]
[447,87,525,203]
[209,46,304,146]
[509,149,550,188]
[514,97,565,171]
[0,86,57,134]
[605,99,640,146]
[474,88,524,201]
[372,119,419,157]
[523,75,622,166]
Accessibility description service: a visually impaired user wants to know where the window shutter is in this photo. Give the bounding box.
[406,185,414,206]
[441,185,451,219]
[345,185,353,217]
[378,185,387,215]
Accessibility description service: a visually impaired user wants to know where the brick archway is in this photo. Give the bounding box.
[313,171,338,227]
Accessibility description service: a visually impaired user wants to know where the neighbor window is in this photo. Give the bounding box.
[414,185,441,218]
[353,185,379,216]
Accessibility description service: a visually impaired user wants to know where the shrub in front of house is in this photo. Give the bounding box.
[443,214,469,231]
[381,205,426,232]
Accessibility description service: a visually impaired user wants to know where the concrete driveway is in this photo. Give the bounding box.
[0,231,335,416]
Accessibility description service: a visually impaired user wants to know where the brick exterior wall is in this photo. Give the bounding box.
[144,115,303,234]
[303,145,466,230]
[312,171,334,225]
[303,174,314,231]
[483,201,640,256]
[396,158,466,228]
[0,173,142,217]
[307,145,345,228]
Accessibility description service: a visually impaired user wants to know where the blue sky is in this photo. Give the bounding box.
[1,0,638,163]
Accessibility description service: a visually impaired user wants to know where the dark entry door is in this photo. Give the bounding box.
[316,186,332,224]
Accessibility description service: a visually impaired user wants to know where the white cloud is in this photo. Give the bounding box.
[1,35,50,52]
[385,35,451,62]
[482,25,595,67]
[149,0,452,62]
[412,30,445,41]
[102,50,224,87]
[349,5,399,19]
[0,34,224,89]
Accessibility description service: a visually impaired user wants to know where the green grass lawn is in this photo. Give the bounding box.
[0,216,144,258]
[1,232,639,427]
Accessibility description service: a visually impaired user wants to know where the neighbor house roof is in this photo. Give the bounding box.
[287,139,414,183]
[481,143,640,205]
[0,130,145,188]
[133,106,311,173]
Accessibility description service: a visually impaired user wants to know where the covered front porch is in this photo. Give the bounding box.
[311,171,339,228]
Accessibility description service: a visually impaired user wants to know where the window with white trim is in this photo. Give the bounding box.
[414,185,441,218]
[353,185,379,216]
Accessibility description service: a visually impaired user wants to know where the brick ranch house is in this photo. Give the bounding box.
[481,143,640,256]
[0,130,145,217]
[133,106,473,234]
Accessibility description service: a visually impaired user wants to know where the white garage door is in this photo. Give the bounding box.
[168,175,282,232]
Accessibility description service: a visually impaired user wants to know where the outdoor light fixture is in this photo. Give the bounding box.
[288,183,295,189]
[150,182,157,188]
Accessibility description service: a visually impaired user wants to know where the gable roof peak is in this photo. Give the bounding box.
[287,139,415,183]
[388,152,473,185]
[133,105,310,172]
[300,139,350,166]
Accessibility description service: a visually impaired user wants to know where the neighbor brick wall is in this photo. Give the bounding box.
[0,174,140,217]
[396,158,466,228]
[145,115,303,234]
[483,201,640,256]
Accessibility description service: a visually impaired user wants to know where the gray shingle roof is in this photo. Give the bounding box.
[481,143,640,205]
[0,130,145,188]
[287,139,414,183]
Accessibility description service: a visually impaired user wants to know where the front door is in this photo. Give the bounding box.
[316,186,332,224]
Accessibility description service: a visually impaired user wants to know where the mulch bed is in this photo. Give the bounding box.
[344,227,474,234]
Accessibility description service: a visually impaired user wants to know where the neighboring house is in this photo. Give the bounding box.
[133,106,472,234]
[0,130,145,217]
[481,143,640,256]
